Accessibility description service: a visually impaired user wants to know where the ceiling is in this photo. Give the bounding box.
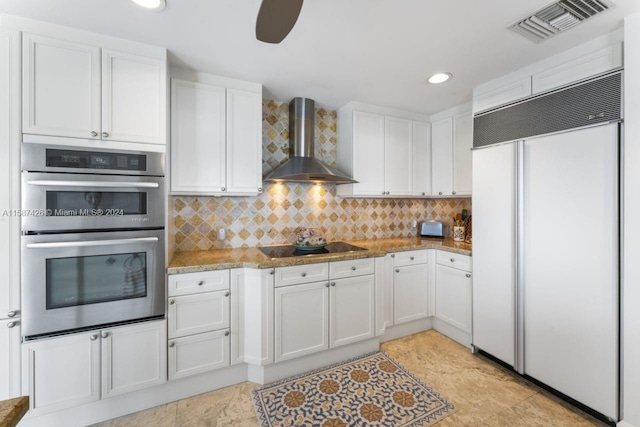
[1,0,639,115]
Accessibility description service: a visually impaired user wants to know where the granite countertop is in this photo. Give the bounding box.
[168,237,471,274]
[0,396,28,427]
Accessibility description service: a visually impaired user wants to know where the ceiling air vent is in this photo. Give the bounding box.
[509,0,611,43]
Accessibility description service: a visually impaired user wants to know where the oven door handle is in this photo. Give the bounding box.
[26,237,159,249]
[26,180,160,189]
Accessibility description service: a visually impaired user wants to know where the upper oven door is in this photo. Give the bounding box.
[22,172,165,232]
[21,229,165,338]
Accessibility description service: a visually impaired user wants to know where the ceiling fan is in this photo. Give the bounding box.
[256,0,304,44]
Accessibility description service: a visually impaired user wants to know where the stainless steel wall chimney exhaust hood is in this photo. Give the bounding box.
[263,98,357,184]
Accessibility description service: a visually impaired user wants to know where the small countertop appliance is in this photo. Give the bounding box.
[420,221,444,238]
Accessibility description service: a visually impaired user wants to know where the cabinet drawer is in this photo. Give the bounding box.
[168,291,230,339]
[168,330,230,380]
[436,251,471,272]
[392,250,428,267]
[168,270,230,297]
[329,258,375,279]
[275,263,329,288]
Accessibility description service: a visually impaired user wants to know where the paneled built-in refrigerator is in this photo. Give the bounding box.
[472,71,621,423]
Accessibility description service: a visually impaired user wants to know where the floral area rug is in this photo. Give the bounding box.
[252,351,455,427]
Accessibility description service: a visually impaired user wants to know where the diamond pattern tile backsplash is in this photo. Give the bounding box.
[170,100,471,251]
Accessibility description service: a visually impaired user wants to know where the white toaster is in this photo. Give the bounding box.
[420,221,444,237]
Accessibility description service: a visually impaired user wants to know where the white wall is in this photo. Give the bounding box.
[623,11,640,427]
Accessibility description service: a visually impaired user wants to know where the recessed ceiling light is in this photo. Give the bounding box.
[427,72,452,84]
[131,0,166,11]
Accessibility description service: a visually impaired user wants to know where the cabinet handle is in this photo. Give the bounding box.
[170,299,175,305]
[225,291,230,297]
[386,191,391,195]
[269,269,275,275]
[422,192,425,196]
[101,331,109,338]
[331,282,336,287]
[410,256,414,261]
[90,334,98,340]
[395,268,400,273]
[390,254,395,258]
[198,280,204,286]
[169,342,175,348]
[90,131,98,137]
[225,330,230,337]
[6,321,16,329]
[466,273,471,278]
[438,192,443,195]
[452,191,457,195]
[351,266,356,271]
[258,187,263,193]
[382,191,385,195]
[221,187,226,192]
[301,272,306,277]
[102,132,109,138]
[450,258,455,262]
[7,310,17,318]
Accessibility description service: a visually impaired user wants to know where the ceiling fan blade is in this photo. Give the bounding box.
[256,0,304,44]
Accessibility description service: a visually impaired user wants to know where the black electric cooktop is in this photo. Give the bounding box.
[259,242,367,258]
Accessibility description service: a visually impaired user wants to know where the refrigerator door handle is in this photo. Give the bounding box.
[515,140,525,374]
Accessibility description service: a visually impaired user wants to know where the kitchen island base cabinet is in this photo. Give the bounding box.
[275,282,329,363]
[23,319,166,416]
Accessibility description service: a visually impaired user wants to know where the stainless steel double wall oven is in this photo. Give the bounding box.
[21,143,165,338]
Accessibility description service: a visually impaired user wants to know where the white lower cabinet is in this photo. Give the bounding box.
[274,259,377,363]
[435,252,473,334]
[329,276,375,348]
[167,270,232,380]
[393,263,429,325]
[275,281,329,362]
[0,318,21,401]
[23,320,166,416]
[169,329,230,380]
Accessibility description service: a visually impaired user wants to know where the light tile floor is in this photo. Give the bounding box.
[93,330,607,427]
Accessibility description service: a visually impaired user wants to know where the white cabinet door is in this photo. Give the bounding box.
[23,34,101,139]
[431,117,453,196]
[275,281,329,362]
[473,77,532,114]
[101,320,166,399]
[170,79,226,193]
[102,49,166,144]
[24,331,101,416]
[168,290,230,339]
[412,121,431,196]
[329,276,375,348]
[0,29,20,321]
[435,265,472,333]
[393,263,428,324]
[226,89,262,194]
[452,112,472,196]
[353,111,385,196]
[0,319,21,400]
[384,117,413,196]
[168,330,230,380]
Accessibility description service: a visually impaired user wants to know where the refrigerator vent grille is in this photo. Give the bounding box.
[473,71,621,148]
[509,0,611,43]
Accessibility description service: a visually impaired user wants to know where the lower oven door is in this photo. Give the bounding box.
[22,229,165,338]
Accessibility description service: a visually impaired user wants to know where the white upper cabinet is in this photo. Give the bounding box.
[430,117,453,196]
[351,111,385,196]
[473,76,532,114]
[384,117,413,196]
[170,77,262,196]
[226,89,263,194]
[431,105,472,197]
[412,121,431,196]
[170,80,226,193]
[22,33,167,146]
[337,103,428,198]
[101,49,166,144]
[452,112,473,196]
[23,34,101,140]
